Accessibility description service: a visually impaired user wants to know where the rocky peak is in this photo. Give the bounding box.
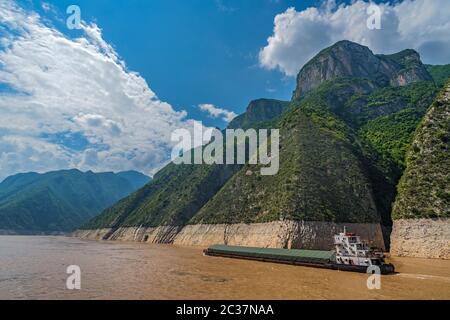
[227,98,289,129]
[292,40,432,100]
[378,49,432,87]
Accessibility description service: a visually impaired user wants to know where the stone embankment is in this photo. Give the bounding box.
[74,221,386,250]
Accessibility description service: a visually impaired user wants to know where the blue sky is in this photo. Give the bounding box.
[26,0,324,128]
[1,0,449,179]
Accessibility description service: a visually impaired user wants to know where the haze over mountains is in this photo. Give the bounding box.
[0,170,150,234]
[78,41,449,258]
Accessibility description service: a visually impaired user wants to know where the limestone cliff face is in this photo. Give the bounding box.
[73,221,386,251]
[292,41,432,100]
[390,219,450,259]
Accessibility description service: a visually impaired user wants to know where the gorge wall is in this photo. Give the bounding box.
[390,218,450,259]
[74,220,386,251]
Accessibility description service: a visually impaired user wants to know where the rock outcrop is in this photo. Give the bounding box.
[292,41,432,100]
[228,99,290,129]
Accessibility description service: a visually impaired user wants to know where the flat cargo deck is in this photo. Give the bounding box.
[204,244,335,265]
[204,245,395,274]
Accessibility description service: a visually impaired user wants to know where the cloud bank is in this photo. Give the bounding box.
[259,0,450,76]
[198,104,237,123]
[0,0,203,179]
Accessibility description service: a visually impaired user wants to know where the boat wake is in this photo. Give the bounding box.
[395,273,450,283]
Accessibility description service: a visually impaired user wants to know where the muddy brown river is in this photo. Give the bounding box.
[0,236,449,299]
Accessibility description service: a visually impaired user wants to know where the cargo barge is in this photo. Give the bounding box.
[204,228,395,274]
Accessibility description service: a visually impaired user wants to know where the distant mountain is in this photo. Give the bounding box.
[116,171,152,190]
[426,64,450,87]
[80,41,445,251]
[0,169,150,233]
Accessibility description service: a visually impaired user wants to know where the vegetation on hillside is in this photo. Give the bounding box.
[350,81,436,166]
[191,97,385,225]
[426,64,450,87]
[0,170,150,232]
[84,162,241,228]
[82,98,290,229]
[393,81,450,219]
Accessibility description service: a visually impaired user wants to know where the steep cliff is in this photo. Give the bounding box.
[292,41,432,100]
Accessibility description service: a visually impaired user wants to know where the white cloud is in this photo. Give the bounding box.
[198,104,237,123]
[73,113,122,137]
[259,0,450,76]
[0,0,206,179]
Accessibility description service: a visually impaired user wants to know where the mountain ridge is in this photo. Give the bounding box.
[0,169,150,233]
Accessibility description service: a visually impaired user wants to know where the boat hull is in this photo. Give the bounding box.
[203,247,395,275]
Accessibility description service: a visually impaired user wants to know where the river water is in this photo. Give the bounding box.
[0,236,449,299]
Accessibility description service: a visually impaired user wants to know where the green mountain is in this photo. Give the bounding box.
[191,99,385,225]
[0,169,150,233]
[116,171,152,190]
[426,64,450,87]
[82,41,444,247]
[393,81,450,219]
[83,98,289,230]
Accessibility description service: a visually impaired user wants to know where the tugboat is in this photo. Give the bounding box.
[203,228,395,274]
[331,227,395,274]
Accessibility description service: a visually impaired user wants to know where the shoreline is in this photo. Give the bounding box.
[73,220,387,250]
[4,217,448,260]
[73,218,450,260]
[0,230,67,236]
